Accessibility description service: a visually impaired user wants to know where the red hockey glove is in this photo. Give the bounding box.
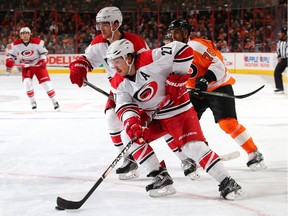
[124,116,150,144]
[35,59,47,69]
[6,59,14,69]
[165,73,190,101]
[69,58,92,87]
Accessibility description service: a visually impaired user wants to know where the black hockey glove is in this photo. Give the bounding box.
[191,70,216,100]
[190,77,208,99]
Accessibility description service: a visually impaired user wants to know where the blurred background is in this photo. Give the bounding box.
[0,0,287,54]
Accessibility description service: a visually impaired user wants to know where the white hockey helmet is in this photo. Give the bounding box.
[20,27,31,34]
[96,6,123,30]
[107,39,134,60]
[106,39,134,68]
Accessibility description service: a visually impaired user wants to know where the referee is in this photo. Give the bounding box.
[274,27,287,93]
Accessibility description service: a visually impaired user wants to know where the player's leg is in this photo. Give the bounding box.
[164,134,199,180]
[182,140,243,200]
[210,85,266,171]
[105,107,139,180]
[23,77,37,110]
[36,68,60,111]
[121,126,176,197]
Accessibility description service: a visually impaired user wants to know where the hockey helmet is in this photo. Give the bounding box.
[106,39,134,67]
[20,27,31,34]
[168,19,190,34]
[96,6,123,30]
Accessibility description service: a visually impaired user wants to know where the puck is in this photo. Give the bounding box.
[55,206,65,211]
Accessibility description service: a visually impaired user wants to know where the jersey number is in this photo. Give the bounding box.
[161,47,172,55]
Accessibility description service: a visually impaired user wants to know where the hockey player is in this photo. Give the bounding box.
[69,6,199,180]
[6,27,59,111]
[167,19,266,171]
[107,38,243,200]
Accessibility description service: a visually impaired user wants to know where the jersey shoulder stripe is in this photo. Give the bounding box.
[135,50,153,69]
[90,34,107,46]
[110,72,125,90]
[30,38,41,44]
[13,39,24,45]
[124,32,149,53]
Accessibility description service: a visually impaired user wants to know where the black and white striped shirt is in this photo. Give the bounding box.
[276,39,288,59]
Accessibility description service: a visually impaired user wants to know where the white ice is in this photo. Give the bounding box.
[0,73,287,216]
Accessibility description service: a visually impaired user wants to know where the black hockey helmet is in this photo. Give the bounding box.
[168,19,191,35]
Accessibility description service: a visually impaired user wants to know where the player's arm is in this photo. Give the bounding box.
[113,89,149,144]
[69,56,93,87]
[6,43,17,71]
[163,41,193,100]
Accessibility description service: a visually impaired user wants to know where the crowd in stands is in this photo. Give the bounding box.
[0,0,287,54]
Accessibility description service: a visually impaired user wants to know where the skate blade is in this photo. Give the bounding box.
[224,189,245,200]
[186,171,200,180]
[118,170,139,180]
[248,161,267,171]
[148,185,177,198]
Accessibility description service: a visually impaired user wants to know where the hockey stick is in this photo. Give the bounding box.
[200,85,265,99]
[84,80,113,99]
[220,151,240,161]
[56,95,170,210]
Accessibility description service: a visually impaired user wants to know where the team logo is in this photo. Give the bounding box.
[21,50,35,57]
[133,81,158,102]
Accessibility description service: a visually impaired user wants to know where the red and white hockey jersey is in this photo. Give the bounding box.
[83,32,149,80]
[7,38,48,65]
[110,41,194,122]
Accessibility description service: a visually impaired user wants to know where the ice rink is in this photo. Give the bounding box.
[0,73,287,216]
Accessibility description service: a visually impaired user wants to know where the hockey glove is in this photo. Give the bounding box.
[165,73,190,101]
[124,116,150,144]
[6,58,14,69]
[191,70,217,99]
[191,77,208,99]
[69,57,92,87]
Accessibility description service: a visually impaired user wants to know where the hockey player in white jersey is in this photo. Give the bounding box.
[69,6,199,180]
[6,27,59,111]
[107,39,243,200]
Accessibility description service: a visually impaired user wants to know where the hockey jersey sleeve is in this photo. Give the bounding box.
[37,40,48,61]
[6,43,17,60]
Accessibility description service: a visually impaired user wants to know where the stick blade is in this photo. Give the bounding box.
[220,151,240,161]
[56,196,83,210]
[235,85,265,99]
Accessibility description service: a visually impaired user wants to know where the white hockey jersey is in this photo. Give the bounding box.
[7,38,48,65]
[110,41,194,121]
[83,32,149,80]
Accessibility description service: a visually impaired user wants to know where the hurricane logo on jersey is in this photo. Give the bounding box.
[133,81,158,102]
[21,50,34,57]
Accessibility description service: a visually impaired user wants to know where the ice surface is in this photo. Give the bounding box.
[0,73,287,216]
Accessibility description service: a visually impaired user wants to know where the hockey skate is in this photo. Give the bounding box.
[181,158,200,180]
[146,167,176,198]
[53,102,60,111]
[31,101,37,111]
[218,176,243,200]
[116,154,139,180]
[274,89,284,94]
[247,150,267,171]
